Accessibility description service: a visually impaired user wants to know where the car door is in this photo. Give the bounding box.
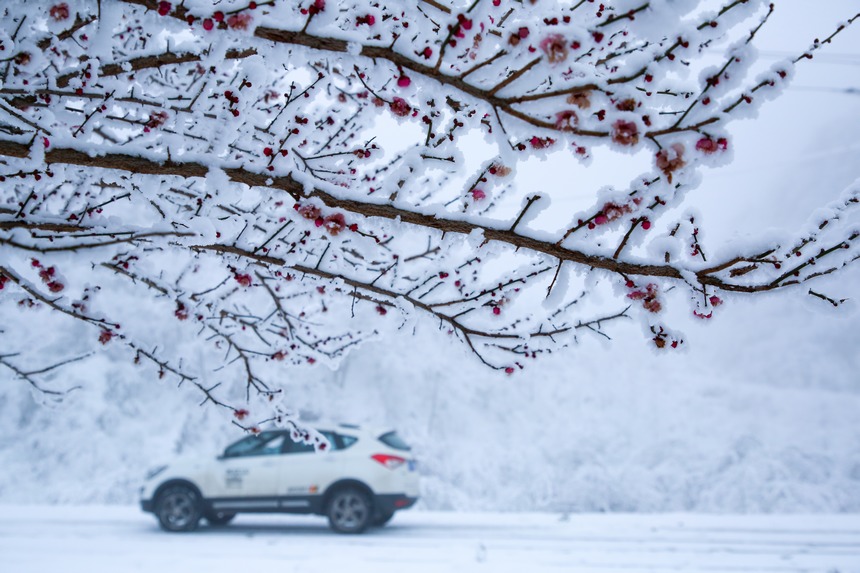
[208,432,287,508]
[277,432,339,507]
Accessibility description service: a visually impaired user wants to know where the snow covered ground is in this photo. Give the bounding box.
[2,505,859,573]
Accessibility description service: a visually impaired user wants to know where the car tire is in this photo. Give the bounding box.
[204,510,236,526]
[155,484,202,532]
[372,511,395,527]
[326,487,373,534]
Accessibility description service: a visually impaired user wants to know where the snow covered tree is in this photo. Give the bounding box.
[0,0,857,421]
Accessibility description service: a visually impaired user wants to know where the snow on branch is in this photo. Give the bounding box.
[0,0,857,421]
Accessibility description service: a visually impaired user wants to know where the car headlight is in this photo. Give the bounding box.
[145,465,168,480]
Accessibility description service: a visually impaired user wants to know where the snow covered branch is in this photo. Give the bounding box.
[0,0,858,416]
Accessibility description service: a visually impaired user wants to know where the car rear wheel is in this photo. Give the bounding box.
[327,487,372,534]
[204,510,236,526]
[155,485,202,532]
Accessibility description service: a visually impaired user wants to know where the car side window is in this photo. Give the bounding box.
[259,434,286,455]
[283,430,342,454]
[283,436,317,454]
[223,432,285,458]
[225,429,359,456]
[284,440,314,454]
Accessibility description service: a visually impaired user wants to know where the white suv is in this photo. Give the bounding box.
[140,425,419,533]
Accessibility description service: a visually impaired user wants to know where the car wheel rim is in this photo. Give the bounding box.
[162,491,195,528]
[332,493,368,529]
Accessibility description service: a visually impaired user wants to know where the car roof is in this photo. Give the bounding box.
[269,423,393,438]
[318,424,392,437]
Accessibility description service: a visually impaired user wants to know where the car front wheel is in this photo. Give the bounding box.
[327,487,372,534]
[155,485,202,532]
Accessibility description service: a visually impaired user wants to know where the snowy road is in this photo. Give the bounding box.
[1,506,859,573]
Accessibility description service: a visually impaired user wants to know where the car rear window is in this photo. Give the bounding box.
[338,434,358,449]
[378,431,411,451]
